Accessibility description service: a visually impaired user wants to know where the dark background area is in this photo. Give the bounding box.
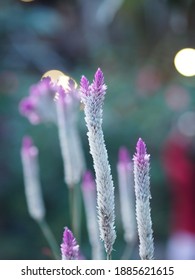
[1,0,195,259]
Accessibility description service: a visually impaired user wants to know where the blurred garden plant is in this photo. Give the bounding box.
[19,68,154,260]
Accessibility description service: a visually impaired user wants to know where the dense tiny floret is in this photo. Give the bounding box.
[80,68,116,257]
[61,227,79,260]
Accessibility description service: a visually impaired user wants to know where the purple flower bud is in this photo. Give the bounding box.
[19,97,41,124]
[23,136,33,149]
[91,68,107,96]
[61,227,80,260]
[118,146,131,167]
[136,138,147,159]
[22,136,38,157]
[19,79,55,124]
[80,75,90,96]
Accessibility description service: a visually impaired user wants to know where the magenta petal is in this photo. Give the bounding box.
[136,138,147,157]
[118,146,131,164]
[61,227,79,260]
[80,75,90,95]
[82,170,96,191]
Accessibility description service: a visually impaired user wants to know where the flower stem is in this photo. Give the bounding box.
[38,219,60,260]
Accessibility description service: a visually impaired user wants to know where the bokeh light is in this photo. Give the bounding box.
[20,0,35,2]
[42,69,77,91]
[174,48,195,77]
[165,85,190,111]
[177,111,195,137]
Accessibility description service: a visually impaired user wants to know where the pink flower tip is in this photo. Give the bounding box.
[19,97,35,114]
[82,170,96,191]
[94,68,104,85]
[22,136,38,156]
[90,68,107,96]
[61,227,79,260]
[19,97,41,124]
[22,136,33,150]
[118,146,131,164]
[80,75,90,94]
[136,138,147,157]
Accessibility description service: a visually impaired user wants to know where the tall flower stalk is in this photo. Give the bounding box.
[55,77,85,188]
[19,75,86,240]
[21,136,60,259]
[55,77,85,240]
[133,138,154,260]
[117,147,137,259]
[80,68,116,259]
[19,75,85,188]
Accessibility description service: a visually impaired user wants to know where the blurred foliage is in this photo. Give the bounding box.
[1,0,195,259]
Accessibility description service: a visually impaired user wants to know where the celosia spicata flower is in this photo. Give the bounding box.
[81,171,104,259]
[117,147,136,244]
[19,74,85,187]
[19,77,57,124]
[133,138,154,260]
[21,136,45,221]
[55,78,85,187]
[61,227,80,260]
[80,68,116,258]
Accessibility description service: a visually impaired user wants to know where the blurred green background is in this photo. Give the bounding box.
[1,0,195,259]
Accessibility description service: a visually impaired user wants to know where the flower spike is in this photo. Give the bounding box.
[117,147,137,244]
[61,227,80,260]
[133,138,154,260]
[80,68,116,258]
[21,136,45,221]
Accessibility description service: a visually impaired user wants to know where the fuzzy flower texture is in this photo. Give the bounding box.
[133,138,154,260]
[19,74,85,187]
[80,69,116,257]
[61,227,79,260]
[21,136,45,222]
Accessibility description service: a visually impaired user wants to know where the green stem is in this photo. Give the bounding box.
[121,242,135,260]
[68,186,74,229]
[107,253,112,260]
[38,219,60,260]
